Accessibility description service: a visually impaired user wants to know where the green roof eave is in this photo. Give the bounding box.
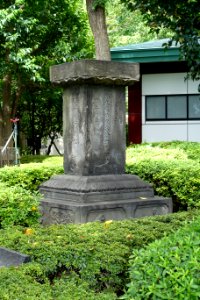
[110,39,182,63]
[111,47,181,63]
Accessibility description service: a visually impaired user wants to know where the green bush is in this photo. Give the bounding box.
[0,183,40,228]
[0,265,51,300]
[123,215,200,300]
[126,144,200,210]
[0,164,63,192]
[20,155,63,165]
[0,158,63,228]
[0,210,199,298]
[148,141,200,162]
[0,265,116,300]
[52,273,117,300]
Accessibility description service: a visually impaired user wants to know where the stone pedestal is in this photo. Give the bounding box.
[40,60,172,225]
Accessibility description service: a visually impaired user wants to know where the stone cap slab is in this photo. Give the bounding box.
[50,60,140,86]
[0,247,31,267]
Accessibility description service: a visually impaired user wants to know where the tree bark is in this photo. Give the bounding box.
[86,0,111,60]
[0,49,13,147]
[0,73,13,146]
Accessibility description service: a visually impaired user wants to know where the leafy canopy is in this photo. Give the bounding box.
[106,0,172,47]
[0,0,92,82]
[0,0,93,151]
[121,0,200,83]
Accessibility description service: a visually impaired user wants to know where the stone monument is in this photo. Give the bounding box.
[40,60,172,225]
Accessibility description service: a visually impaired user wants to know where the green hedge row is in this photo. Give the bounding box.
[126,144,200,210]
[123,214,200,300]
[0,266,115,300]
[0,163,63,228]
[147,141,200,162]
[0,164,63,192]
[0,182,40,229]
[0,210,199,299]
[2,142,200,212]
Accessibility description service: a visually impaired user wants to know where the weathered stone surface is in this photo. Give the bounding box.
[40,174,154,198]
[50,60,140,86]
[0,247,30,267]
[41,194,172,225]
[63,85,125,175]
[40,174,172,225]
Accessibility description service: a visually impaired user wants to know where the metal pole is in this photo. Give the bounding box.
[14,122,18,165]
[10,118,20,166]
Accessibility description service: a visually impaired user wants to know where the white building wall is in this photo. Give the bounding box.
[142,73,200,142]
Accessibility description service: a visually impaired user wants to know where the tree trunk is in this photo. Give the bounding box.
[0,73,13,147]
[0,49,13,147]
[86,0,111,60]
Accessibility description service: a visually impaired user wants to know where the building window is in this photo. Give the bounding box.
[146,94,200,121]
[146,96,165,120]
[189,95,200,119]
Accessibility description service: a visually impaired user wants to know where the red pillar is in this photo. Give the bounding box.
[128,81,142,144]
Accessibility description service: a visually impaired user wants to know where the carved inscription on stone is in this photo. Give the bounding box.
[103,94,111,153]
[87,208,126,222]
[71,96,80,145]
[49,207,75,224]
[92,98,102,140]
[68,91,86,173]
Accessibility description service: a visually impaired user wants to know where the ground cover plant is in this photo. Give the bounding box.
[123,214,200,300]
[0,141,199,298]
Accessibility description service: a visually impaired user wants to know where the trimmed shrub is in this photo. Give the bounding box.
[0,210,199,298]
[0,158,63,228]
[0,265,51,300]
[123,215,200,300]
[126,144,200,210]
[0,183,40,228]
[20,155,63,165]
[0,265,116,300]
[0,164,63,192]
[52,273,117,300]
[148,141,200,162]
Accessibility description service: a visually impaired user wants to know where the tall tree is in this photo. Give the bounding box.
[0,0,92,147]
[86,0,111,60]
[121,0,200,83]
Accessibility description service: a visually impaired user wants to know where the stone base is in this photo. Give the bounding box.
[39,174,172,225]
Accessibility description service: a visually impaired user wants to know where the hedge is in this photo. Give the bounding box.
[0,183,40,229]
[0,210,199,299]
[0,266,115,300]
[0,164,63,192]
[147,141,200,162]
[126,144,200,210]
[123,214,200,300]
[1,142,200,211]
